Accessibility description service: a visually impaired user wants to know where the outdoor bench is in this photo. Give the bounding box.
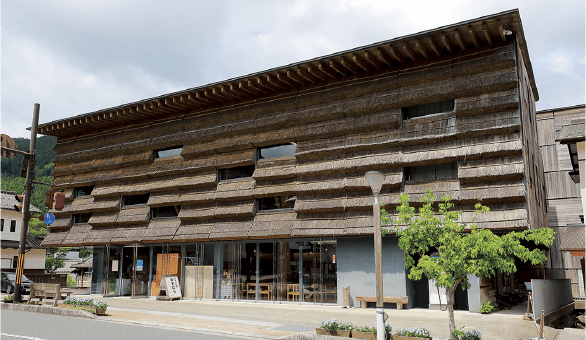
[27,283,62,307]
[355,295,409,310]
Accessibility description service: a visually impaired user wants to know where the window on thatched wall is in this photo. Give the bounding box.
[73,213,92,224]
[401,98,454,120]
[257,196,296,211]
[154,146,183,159]
[405,161,458,181]
[123,193,149,206]
[151,205,180,219]
[258,143,296,160]
[219,165,255,181]
[73,185,94,198]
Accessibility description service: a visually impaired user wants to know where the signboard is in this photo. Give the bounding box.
[157,275,182,300]
[44,212,56,225]
[136,259,143,271]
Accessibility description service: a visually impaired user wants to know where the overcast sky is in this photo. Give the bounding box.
[2,0,584,138]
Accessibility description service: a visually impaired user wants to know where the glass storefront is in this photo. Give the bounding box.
[93,238,337,304]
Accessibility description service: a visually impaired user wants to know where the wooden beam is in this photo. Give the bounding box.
[317,62,338,79]
[246,80,268,95]
[440,33,453,53]
[426,37,441,56]
[468,25,479,48]
[203,89,224,102]
[497,19,506,41]
[237,81,259,96]
[276,73,298,88]
[401,44,416,61]
[329,59,347,76]
[193,92,217,105]
[230,83,253,97]
[266,74,290,90]
[483,22,492,45]
[388,45,405,64]
[211,87,233,101]
[307,66,327,81]
[340,56,361,74]
[363,51,383,69]
[413,40,428,58]
[254,77,278,92]
[166,97,190,110]
[296,67,320,83]
[181,93,205,107]
[375,48,392,66]
[286,70,310,86]
[352,53,370,72]
[220,85,245,100]
[454,30,466,51]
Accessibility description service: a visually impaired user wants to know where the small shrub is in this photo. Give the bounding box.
[67,274,76,287]
[92,300,108,309]
[4,295,13,301]
[395,327,431,338]
[320,318,342,331]
[453,329,482,340]
[355,324,377,334]
[479,301,499,314]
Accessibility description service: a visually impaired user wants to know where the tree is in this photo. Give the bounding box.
[45,248,68,273]
[381,191,554,340]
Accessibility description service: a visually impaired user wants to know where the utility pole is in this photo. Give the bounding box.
[13,103,40,303]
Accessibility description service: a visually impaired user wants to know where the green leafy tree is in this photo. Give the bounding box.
[45,248,68,273]
[381,191,554,340]
[28,218,48,237]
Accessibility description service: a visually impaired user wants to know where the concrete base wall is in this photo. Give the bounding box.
[336,236,408,308]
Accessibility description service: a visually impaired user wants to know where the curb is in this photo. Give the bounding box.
[1,303,96,319]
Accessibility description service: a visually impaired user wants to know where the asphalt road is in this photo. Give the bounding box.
[1,310,247,340]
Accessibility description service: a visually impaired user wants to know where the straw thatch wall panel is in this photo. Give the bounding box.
[50,202,72,216]
[179,187,216,204]
[92,183,121,197]
[556,143,573,171]
[217,149,256,168]
[181,155,217,171]
[553,107,585,133]
[147,156,184,177]
[58,151,153,175]
[48,215,72,230]
[401,113,457,141]
[291,228,344,237]
[209,218,253,240]
[116,180,150,195]
[459,180,526,203]
[61,224,92,246]
[110,225,148,244]
[459,159,524,182]
[182,133,255,157]
[296,137,347,160]
[41,230,69,247]
[64,196,120,213]
[215,178,254,201]
[345,130,402,154]
[147,191,180,207]
[405,179,460,194]
[547,198,583,227]
[294,194,346,214]
[545,171,579,199]
[52,175,74,186]
[215,200,255,218]
[540,145,559,172]
[84,227,117,245]
[175,172,217,189]
[456,88,519,117]
[90,169,126,184]
[250,212,296,238]
[295,174,346,194]
[52,163,75,176]
[457,110,521,137]
[451,67,518,98]
[345,191,376,211]
[142,218,181,242]
[88,212,118,227]
[253,178,296,197]
[254,157,296,180]
[296,156,347,177]
[178,203,216,221]
[536,118,555,146]
[63,189,75,202]
[69,172,97,186]
[173,222,213,241]
[117,205,150,225]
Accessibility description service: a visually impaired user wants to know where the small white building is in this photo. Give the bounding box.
[1,190,46,274]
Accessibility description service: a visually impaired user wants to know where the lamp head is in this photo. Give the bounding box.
[364,171,385,194]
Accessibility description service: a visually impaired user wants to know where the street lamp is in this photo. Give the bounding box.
[364,171,385,340]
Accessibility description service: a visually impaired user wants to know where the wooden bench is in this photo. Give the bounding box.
[355,296,409,310]
[27,283,62,307]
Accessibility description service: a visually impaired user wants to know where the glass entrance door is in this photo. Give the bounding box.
[102,244,123,297]
[131,244,149,298]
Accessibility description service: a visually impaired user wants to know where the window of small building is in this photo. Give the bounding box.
[402,99,454,120]
[151,205,180,219]
[154,146,183,159]
[1,219,3,232]
[405,161,458,181]
[74,185,94,198]
[73,213,92,224]
[122,193,150,206]
[219,165,255,181]
[258,143,296,160]
[257,196,296,211]
[10,220,16,232]
[12,256,18,269]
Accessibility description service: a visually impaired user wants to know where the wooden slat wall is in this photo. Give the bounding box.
[547,198,584,227]
[43,41,540,247]
[544,172,579,199]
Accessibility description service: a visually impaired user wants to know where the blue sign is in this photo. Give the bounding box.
[136,260,143,271]
[44,212,55,225]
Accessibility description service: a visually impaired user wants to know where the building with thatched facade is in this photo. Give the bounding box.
[39,9,546,311]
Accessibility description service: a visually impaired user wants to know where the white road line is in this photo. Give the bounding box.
[0,333,48,340]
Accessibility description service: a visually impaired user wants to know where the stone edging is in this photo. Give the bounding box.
[1,302,96,319]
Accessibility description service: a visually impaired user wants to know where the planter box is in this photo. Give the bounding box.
[316,328,337,336]
[393,336,431,340]
[59,304,107,315]
[336,330,351,337]
[353,332,393,340]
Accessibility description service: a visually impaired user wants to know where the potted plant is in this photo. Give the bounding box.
[316,318,342,336]
[353,323,392,340]
[453,329,481,340]
[394,327,431,340]
[93,300,108,315]
[3,295,13,303]
[336,321,354,337]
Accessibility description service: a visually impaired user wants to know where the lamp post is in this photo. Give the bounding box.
[365,171,385,340]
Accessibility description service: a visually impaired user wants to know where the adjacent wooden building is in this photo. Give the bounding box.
[39,9,546,310]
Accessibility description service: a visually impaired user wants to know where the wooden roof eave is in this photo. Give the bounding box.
[37,9,537,138]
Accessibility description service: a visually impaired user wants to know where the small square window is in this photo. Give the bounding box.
[74,186,94,198]
[151,206,180,219]
[405,161,458,182]
[123,193,150,206]
[219,165,255,181]
[73,213,92,224]
[154,146,183,159]
[402,99,454,120]
[258,143,296,160]
[257,196,296,211]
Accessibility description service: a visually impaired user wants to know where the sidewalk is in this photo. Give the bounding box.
[66,293,561,340]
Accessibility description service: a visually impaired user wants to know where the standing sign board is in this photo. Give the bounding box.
[157,274,182,300]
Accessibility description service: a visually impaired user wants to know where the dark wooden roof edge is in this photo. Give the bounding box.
[536,103,585,115]
[37,9,537,136]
